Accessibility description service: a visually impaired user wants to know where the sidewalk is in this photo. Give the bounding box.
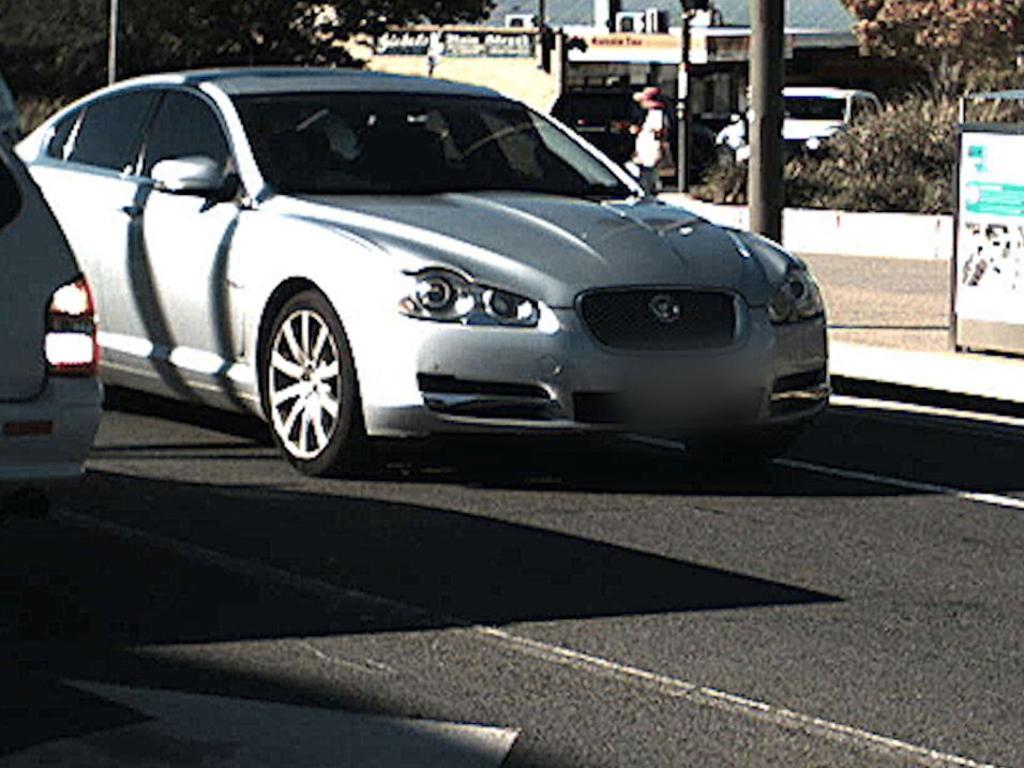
[800,253,1024,409]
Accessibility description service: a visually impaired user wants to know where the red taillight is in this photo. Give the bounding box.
[46,276,99,376]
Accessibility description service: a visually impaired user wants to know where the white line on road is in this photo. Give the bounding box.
[830,394,1024,440]
[777,458,1024,513]
[476,626,1003,768]
[55,509,1008,768]
[626,433,1024,513]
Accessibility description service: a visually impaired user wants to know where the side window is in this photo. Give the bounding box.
[46,110,81,161]
[143,91,230,176]
[67,91,156,172]
[0,151,22,228]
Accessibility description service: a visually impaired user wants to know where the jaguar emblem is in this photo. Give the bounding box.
[648,293,682,324]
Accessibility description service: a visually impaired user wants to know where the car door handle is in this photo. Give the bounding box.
[121,204,143,218]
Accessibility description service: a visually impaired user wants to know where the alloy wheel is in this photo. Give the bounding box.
[267,308,342,460]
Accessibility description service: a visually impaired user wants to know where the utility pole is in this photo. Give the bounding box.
[748,0,784,242]
[676,8,691,192]
[107,0,119,85]
[538,0,551,72]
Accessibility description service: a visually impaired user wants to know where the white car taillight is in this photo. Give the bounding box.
[46,277,99,376]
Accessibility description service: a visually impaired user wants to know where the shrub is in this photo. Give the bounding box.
[692,89,1019,215]
[16,96,67,134]
[789,91,959,214]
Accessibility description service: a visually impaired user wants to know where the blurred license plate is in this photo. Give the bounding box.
[625,367,762,425]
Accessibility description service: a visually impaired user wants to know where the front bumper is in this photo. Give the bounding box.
[356,307,828,438]
[0,377,103,490]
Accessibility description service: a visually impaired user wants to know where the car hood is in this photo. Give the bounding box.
[274,192,778,308]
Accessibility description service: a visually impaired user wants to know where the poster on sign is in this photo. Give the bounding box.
[955,130,1024,328]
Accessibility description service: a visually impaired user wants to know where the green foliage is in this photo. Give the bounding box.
[841,0,1024,94]
[0,0,493,100]
[693,90,1024,214]
[691,160,748,205]
[16,96,69,134]
[787,91,958,214]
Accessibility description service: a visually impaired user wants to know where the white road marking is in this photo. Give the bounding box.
[626,433,1024,513]
[777,458,1024,513]
[55,509,1009,768]
[476,627,1003,768]
[831,394,1024,438]
[297,639,398,676]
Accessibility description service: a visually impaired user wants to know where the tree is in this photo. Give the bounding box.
[0,0,494,99]
[842,0,1024,92]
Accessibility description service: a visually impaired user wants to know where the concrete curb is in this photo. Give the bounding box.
[829,341,1024,416]
[659,193,953,261]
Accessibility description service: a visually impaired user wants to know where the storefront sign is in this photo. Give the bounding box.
[376,29,534,58]
[377,31,432,56]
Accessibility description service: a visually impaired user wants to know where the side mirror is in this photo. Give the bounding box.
[152,156,235,199]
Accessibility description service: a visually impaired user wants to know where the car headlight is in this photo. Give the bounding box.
[399,268,540,327]
[768,267,825,324]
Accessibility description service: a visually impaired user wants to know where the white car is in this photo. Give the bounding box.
[18,68,828,477]
[0,140,102,515]
[718,87,881,161]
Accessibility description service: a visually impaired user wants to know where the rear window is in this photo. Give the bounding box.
[0,151,22,228]
[67,90,156,172]
[784,97,846,121]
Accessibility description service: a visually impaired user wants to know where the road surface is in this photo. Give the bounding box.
[2,390,1021,767]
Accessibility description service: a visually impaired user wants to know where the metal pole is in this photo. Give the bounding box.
[107,0,119,85]
[748,0,784,241]
[676,8,691,192]
[538,0,550,72]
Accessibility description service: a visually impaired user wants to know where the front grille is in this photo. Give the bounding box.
[579,289,737,351]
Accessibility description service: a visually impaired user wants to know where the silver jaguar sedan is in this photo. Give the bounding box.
[17,68,828,476]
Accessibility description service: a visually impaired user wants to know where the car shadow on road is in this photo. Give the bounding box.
[98,387,1016,500]
[0,467,837,760]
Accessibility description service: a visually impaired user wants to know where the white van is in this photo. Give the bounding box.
[0,139,102,516]
[717,87,882,161]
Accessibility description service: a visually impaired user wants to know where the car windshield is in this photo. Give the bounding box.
[232,92,634,199]
[784,96,846,121]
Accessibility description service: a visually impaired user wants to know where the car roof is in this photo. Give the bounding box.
[107,67,504,99]
[783,87,876,100]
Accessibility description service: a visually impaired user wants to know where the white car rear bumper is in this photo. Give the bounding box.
[0,377,103,489]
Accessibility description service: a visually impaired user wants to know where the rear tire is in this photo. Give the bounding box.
[260,290,368,477]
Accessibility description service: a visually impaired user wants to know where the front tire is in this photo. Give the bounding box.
[260,290,367,476]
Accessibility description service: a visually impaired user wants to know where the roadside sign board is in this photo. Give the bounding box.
[954,126,1024,354]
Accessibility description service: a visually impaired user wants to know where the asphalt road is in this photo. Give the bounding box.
[2,390,1023,767]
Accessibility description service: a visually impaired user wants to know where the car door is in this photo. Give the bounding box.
[26,90,158,362]
[135,88,246,403]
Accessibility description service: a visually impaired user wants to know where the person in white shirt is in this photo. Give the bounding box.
[631,87,666,194]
